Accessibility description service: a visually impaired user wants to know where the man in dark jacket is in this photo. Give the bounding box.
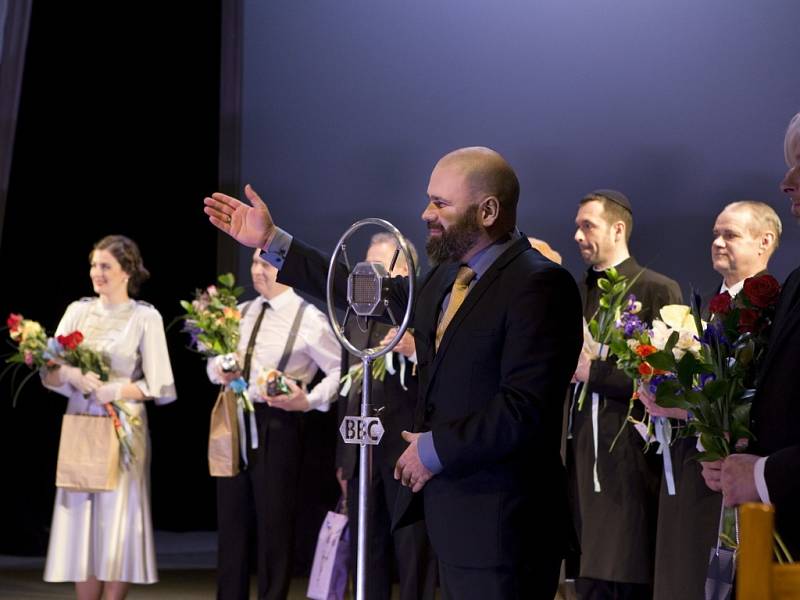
[571,189,682,599]
[708,112,800,559]
[204,146,583,599]
[643,200,781,600]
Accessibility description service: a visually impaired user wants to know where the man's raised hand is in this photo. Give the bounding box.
[204,184,276,249]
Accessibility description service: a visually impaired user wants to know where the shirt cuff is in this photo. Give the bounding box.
[417,431,443,474]
[259,226,292,269]
[305,391,330,413]
[754,456,771,504]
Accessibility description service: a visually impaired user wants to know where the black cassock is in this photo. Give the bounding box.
[571,256,682,584]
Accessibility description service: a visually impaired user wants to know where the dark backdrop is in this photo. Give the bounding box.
[0,2,224,553]
[237,0,799,290]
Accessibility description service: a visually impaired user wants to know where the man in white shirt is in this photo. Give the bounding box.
[207,249,341,600]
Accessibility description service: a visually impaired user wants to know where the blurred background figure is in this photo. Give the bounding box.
[206,250,341,600]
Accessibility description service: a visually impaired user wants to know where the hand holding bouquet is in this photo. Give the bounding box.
[4,312,139,466]
[179,273,253,411]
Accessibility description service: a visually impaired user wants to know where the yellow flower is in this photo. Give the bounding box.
[20,320,43,342]
[223,307,240,320]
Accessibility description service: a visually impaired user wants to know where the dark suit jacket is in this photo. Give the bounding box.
[278,235,583,568]
[750,267,800,557]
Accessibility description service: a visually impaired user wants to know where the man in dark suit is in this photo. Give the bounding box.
[337,234,437,600]
[571,190,683,599]
[203,146,584,599]
[641,200,781,600]
[705,113,800,558]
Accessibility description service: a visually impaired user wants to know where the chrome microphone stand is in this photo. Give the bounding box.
[326,218,415,600]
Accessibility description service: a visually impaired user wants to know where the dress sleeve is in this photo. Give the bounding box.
[134,307,177,405]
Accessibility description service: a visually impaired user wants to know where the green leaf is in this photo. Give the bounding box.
[598,297,610,309]
[702,379,726,400]
[218,272,235,288]
[676,352,701,390]
[597,278,611,292]
[664,331,680,355]
[657,394,693,410]
[655,379,682,403]
[646,350,676,372]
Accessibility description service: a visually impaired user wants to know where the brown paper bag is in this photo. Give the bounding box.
[56,414,119,492]
[208,388,240,477]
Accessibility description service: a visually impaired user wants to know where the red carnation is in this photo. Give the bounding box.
[638,362,654,377]
[635,344,657,358]
[742,274,781,308]
[6,313,23,332]
[708,291,732,315]
[738,309,759,334]
[57,330,84,351]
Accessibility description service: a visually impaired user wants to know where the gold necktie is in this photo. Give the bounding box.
[435,266,476,350]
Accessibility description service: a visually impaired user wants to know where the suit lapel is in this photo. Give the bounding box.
[425,238,530,392]
[759,269,800,381]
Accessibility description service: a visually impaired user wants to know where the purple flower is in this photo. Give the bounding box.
[700,321,728,348]
[699,372,716,388]
[616,309,647,337]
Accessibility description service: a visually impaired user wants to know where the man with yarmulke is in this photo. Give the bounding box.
[571,189,682,599]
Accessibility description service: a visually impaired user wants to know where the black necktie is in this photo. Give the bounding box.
[242,301,269,381]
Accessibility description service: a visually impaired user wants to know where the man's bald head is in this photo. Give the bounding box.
[436,147,519,231]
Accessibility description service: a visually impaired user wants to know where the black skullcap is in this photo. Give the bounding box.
[584,189,632,214]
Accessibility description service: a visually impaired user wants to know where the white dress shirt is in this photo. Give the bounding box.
[207,288,341,411]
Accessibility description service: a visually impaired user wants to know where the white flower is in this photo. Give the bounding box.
[582,318,609,360]
[650,305,703,360]
[659,305,699,336]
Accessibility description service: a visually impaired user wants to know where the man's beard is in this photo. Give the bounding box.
[426,204,482,265]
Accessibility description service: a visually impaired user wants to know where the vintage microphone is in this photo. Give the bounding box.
[326,218,416,600]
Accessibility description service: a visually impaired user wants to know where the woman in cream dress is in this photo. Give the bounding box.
[41,235,176,600]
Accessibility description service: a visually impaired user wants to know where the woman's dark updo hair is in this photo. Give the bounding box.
[90,235,150,296]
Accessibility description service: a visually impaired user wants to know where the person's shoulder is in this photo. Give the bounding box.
[639,266,681,292]
[65,297,95,314]
[133,300,164,321]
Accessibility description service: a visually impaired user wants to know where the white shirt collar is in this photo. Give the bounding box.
[258,288,297,311]
[720,279,745,298]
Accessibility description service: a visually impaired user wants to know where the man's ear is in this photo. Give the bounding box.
[613,221,626,243]
[480,196,500,227]
[759,231,775,255]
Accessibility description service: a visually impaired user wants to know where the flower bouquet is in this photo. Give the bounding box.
[2,314,51,406]
[608,302,703,446]
[649,275,780,460]
[647,274,783,555]
[4,313,140,466]
[178,273,252,409]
